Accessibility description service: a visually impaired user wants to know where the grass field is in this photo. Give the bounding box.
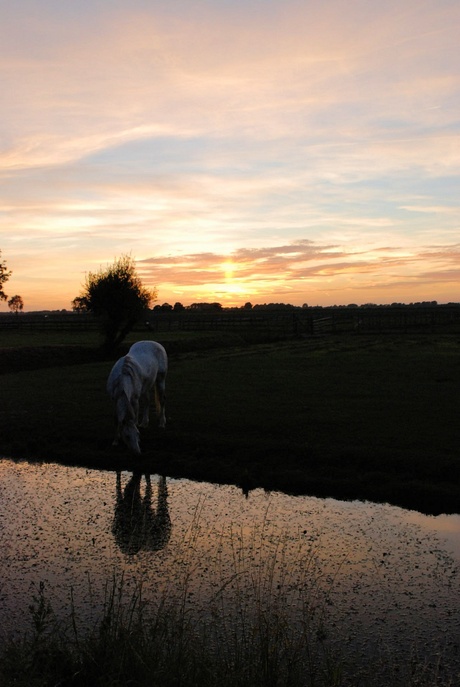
[1,329,459,514]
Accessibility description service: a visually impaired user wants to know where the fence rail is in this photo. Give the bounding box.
[1,306,460,338]
[0,313,99,331]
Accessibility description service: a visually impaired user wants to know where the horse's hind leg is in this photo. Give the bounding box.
[155,375,166,428]
[138,392,150,428]
[112,415,121,446]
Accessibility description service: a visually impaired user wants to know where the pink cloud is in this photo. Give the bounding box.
[136,240,460,305]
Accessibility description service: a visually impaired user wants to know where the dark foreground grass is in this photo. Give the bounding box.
[1,541,343,687]
[0,567,456,687]
[1,333,459,513]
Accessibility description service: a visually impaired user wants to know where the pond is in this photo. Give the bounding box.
[0,458,459,681]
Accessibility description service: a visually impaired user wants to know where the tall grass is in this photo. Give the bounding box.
[0,517,340,687]
[1,518,457,687]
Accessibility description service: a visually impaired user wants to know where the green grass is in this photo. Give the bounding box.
[164,336,460,510]
[0,327,102,348]
[1,333,459,513]
[0,322,242,350]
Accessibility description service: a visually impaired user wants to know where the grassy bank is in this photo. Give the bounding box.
[1,332,459,514]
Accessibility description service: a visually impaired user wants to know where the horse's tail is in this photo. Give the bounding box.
[157,344,168,377]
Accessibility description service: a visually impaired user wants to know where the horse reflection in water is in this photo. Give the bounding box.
[112,473,171,555]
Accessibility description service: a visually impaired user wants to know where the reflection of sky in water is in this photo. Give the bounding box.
[0,459,459,676]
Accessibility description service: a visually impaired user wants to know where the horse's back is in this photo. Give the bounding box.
[128,341,168,376]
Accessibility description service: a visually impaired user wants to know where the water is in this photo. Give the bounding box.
[0,458,459,678]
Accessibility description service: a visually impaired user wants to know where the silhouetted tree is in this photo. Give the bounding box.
[71,296,87,313]
[0,251,11,302]
[8,295,23,314]
[73,255,157,353]
[153,303,173,312]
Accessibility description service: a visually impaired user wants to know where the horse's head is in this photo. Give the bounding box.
[121,420,141,454]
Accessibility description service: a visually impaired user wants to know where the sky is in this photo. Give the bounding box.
[1,0,459,311]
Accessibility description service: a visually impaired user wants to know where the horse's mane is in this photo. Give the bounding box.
[121,355,141,383]
[112,355,142,423]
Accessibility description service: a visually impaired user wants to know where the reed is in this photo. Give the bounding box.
[1,522,457,687]
[0,557,340,686]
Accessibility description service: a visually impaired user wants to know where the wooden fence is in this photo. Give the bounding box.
[1,305,460,337]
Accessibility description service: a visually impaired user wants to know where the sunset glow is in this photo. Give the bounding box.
[1,1,459,310]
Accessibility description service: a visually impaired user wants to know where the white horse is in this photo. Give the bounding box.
[107,341,167,454]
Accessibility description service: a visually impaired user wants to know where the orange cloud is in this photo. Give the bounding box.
[134,240,460,307]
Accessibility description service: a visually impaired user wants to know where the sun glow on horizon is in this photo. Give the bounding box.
[221,260,236,281]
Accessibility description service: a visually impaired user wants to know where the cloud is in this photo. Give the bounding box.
[135,239,460,305]
[2,1,459,171]
[1,1,459,310]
